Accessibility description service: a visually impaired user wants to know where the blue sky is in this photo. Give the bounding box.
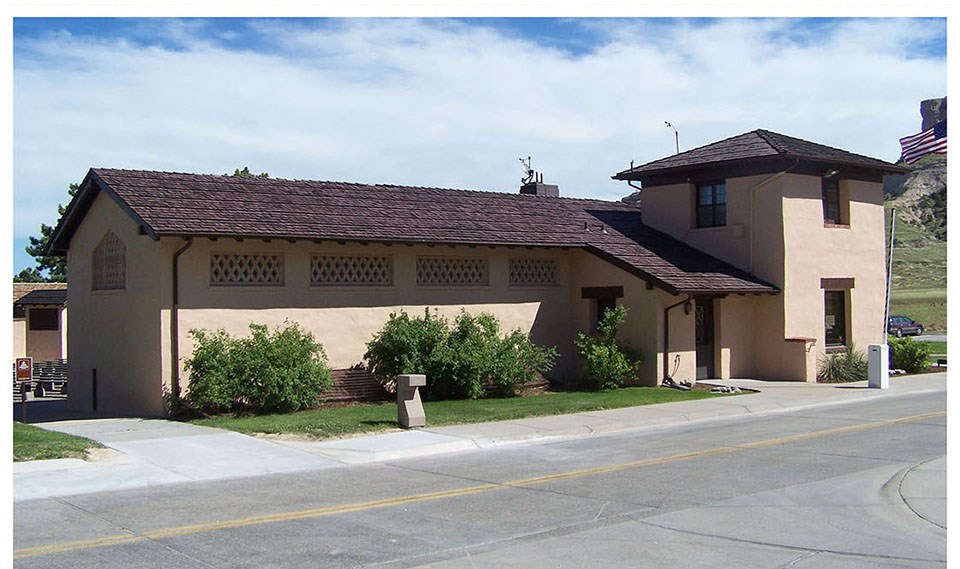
[9,17,949,276]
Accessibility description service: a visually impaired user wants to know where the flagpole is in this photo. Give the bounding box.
[883,207,896,344]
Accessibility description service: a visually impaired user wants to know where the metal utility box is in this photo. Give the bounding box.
[868,344,889,389]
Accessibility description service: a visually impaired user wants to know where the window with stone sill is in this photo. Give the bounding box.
[821,175,850,227]
[696,181,726,228]
[824,289,848,347]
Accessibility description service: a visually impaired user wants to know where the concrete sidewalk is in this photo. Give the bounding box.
[14,373,947,525]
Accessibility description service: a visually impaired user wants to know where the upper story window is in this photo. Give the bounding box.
[822,176,841,224]
[821,173,849,226]
[696,182,726,228]
[92,231,126,291]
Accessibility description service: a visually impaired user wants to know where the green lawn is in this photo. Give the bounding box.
[13,422,101,462]
[193,387,727,439]
[889,288,947,332]
[890,242,947,290]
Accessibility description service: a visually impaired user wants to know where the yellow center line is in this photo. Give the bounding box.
[15,410,944,560]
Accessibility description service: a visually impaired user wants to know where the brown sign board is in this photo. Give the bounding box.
[15,357,33,381]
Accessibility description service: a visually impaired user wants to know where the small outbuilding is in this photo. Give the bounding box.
[13,283,68,363]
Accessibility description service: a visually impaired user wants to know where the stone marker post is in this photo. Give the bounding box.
[397,374,427,428]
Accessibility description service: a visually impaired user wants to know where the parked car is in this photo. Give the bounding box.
[887,315,925,337]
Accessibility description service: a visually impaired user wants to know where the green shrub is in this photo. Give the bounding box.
[816,344,868,383]
[487,328,559,398]
[363,309,454,398]
[184,321,332,414]
[364,309,557,400]
[574,306,643,390]
[888,337,932,374]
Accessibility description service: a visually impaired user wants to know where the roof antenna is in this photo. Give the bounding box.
[519,156,535,184]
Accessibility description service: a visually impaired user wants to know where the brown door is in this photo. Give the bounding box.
[695,299,715,379]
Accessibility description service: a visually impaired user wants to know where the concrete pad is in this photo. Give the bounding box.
[38,418,222,442]
[899,456,946,529]
[15,419,343,501]
[107,431,342,478]
[15,454,192,502]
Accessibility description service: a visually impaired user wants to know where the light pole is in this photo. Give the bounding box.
[665,121,679,155]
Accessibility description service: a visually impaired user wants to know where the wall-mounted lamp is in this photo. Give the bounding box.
[823,168,840,178]
[684,301,692,315]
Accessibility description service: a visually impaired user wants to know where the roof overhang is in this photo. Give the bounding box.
[584,245,780,296]
[46,169,158,255]
[614,155,909,188]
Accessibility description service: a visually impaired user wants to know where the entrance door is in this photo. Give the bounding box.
[695,298,715,379]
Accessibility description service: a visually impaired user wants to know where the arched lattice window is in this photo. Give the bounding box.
[92,231,126,290]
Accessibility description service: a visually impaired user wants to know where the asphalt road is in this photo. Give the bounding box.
[915,334,947,343]
[14,391,945,568]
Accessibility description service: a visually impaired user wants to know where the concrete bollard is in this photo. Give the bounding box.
[397,374,427,428]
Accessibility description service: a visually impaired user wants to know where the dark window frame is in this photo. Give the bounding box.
[582,286,623,334]
[28,307,60,331]
[696,181,727,228]
[824,290,848,348]
[821,175,844,225]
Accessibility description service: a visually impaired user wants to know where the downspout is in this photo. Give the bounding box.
[663,294,693,382]
[171,238,194,404]
[749,159,800,274]
[626,161,643,194]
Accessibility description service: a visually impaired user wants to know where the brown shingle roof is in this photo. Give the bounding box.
[613,129,907,179]
[15,288,68,307]
[13,283,67,304]
[49,168,777,295]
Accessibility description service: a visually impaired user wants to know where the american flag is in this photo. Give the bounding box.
[899,120,947,164]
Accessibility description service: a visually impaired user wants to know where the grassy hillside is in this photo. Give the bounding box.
[885,206,946,331]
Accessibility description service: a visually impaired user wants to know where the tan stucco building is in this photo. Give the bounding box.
[13,283,68,363]
[48,129,905,417]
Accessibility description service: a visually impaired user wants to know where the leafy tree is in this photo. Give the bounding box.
[22,182,79,282]
[13,268,45,283]
[229,166,269,178]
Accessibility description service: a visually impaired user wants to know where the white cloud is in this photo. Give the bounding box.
[13,17,947,244]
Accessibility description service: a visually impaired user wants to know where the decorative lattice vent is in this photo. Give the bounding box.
[92,232,126,290]
[417,256,489,286]
[211,253,283,286]
[311,255,392,286]
[509,258,559,287]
